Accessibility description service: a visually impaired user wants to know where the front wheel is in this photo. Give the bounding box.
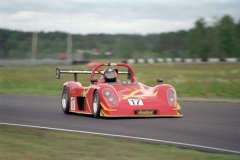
[61,86,70,114]
[93,91,101,118]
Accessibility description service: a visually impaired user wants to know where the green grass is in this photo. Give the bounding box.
[0,63,240,98]
[0,125,239,160]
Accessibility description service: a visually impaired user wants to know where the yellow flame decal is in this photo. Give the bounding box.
[82,88,91,112]
[82,88,90,97]
[152,91,158,96]
[100,102,117,112]
[122,89,145,99]
[172,102,181,111]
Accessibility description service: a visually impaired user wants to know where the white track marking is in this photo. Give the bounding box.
[1,122,240,155]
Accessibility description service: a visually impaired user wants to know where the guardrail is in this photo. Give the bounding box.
[0,59,71,66]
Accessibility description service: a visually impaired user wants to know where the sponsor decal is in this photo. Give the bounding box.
[128,99,144,106]
[71,97,76,110]
[109,63,117,66]
[118,88,132,94]
[70,85,76,91]
[56,69,60,78]
[134,110,157,115]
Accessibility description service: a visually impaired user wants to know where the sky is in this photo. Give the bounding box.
[0,0,240,35]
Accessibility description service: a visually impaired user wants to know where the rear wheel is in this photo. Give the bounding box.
[61,86,70,114]
[93,91,101,118]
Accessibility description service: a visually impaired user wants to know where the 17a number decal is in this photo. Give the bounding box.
[128,99,144,106]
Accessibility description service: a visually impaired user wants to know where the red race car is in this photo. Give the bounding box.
[56,63,182,118]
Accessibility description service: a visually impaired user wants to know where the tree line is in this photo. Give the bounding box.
[0,15,239,59]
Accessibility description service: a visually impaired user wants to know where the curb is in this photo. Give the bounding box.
[123,58,240,65]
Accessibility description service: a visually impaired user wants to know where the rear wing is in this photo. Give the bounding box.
[56,68,131,82]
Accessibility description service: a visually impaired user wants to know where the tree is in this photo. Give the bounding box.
[235,20,240,57]
[187,18,208,59]
[217,15,238,57]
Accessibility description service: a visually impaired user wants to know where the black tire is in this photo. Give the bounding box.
[61,86,70,114]
[93,91,101,118]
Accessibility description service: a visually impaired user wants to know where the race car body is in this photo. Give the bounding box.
[56,63,182,118]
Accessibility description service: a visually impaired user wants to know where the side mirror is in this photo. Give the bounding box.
[90,78,98,84]
[157,78,163,84]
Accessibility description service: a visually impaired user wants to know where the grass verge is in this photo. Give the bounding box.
[0,125,239,160]
[0,63,240,98]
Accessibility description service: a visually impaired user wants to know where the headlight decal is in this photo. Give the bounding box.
[102,88,119,107]
[167,88,177,107]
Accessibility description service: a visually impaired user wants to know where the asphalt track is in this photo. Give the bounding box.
[0,94,240,155]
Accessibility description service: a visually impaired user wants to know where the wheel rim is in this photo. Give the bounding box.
[93,93,98,114]
[62,91,67,109]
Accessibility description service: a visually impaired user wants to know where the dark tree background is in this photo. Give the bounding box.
[0,15,239,59]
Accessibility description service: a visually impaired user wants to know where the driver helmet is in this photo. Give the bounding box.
[104,68,117,82]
